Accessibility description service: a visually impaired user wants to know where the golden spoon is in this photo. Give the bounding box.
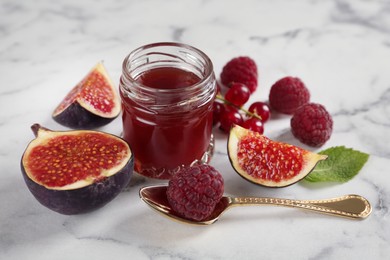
[139,185,372,225]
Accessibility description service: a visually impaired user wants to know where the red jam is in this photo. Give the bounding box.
[136,67,200,89]
[121,67,215,179]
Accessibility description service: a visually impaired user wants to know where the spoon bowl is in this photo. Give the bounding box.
[139,185,372,225]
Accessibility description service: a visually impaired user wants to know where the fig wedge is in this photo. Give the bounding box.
[52,62,120,129]
[228,125,327,187]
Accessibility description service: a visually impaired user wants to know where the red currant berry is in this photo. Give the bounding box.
[213,101,225,126]
[241,118,264,134]
[248,102,270,122]
[225,83,251,107]
[219,107,243,132]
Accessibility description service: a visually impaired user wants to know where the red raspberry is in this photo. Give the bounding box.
[269,77,310,114]
[290,103,333,147]
[220,56,258,93]
[167,165,224,221]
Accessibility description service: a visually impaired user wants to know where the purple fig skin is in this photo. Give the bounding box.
[52,102,117,129]
[21,157,133,215]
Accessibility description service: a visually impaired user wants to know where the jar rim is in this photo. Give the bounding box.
[121,42,214,94]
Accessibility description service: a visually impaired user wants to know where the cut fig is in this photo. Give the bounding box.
[52,62,120,129]
[228,125,327,187]
[21,124,133,214]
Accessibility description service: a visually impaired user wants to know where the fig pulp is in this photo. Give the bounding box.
[228,125,327,187]
[52,62,120,129]
[21,124,133,214]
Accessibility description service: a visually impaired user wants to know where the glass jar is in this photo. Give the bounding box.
[119,42,216,179]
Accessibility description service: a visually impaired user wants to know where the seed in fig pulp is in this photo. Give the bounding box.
[52,62,121,129]
[228,125,327,187]
[21,124,134,214]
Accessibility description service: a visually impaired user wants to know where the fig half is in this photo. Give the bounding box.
[21,124,133,214]
[228,125,327,187]
[52,62,120,129]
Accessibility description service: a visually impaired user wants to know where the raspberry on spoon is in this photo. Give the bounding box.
[166,164,224,221]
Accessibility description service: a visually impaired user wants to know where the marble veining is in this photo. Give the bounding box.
[1,0,390,259]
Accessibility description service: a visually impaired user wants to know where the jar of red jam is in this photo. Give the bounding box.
[119,42,216,179]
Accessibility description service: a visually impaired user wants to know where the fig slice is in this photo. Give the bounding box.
[228,125,327,188]
[52,62,120,129]
[21,124,134,214]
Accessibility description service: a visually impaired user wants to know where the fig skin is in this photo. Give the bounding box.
[21,124,134,215]
[53,102,117,129]
[21,158,133,215]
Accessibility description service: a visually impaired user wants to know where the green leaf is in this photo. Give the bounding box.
[305,146,369,183]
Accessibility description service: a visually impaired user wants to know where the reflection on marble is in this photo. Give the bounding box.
[1,0,389,259]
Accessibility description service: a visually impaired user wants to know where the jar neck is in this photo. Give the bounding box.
[119,42,216,112]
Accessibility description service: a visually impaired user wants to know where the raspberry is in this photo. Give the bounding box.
[220,56,258,93]
[166,165,224,221]
[291,103,333,147]
[269,77,310,114]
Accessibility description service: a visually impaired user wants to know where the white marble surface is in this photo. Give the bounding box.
[1,0,390,259]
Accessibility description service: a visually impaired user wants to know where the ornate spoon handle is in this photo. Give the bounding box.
[231,194,372,219]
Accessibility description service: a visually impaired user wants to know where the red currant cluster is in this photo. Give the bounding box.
[213,56,333,147]
[213,83,270,134]
[213,56,270,134]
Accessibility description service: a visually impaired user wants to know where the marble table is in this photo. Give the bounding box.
[1,0,389,259]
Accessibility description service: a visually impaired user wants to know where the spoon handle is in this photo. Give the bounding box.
[231,194,372,219]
